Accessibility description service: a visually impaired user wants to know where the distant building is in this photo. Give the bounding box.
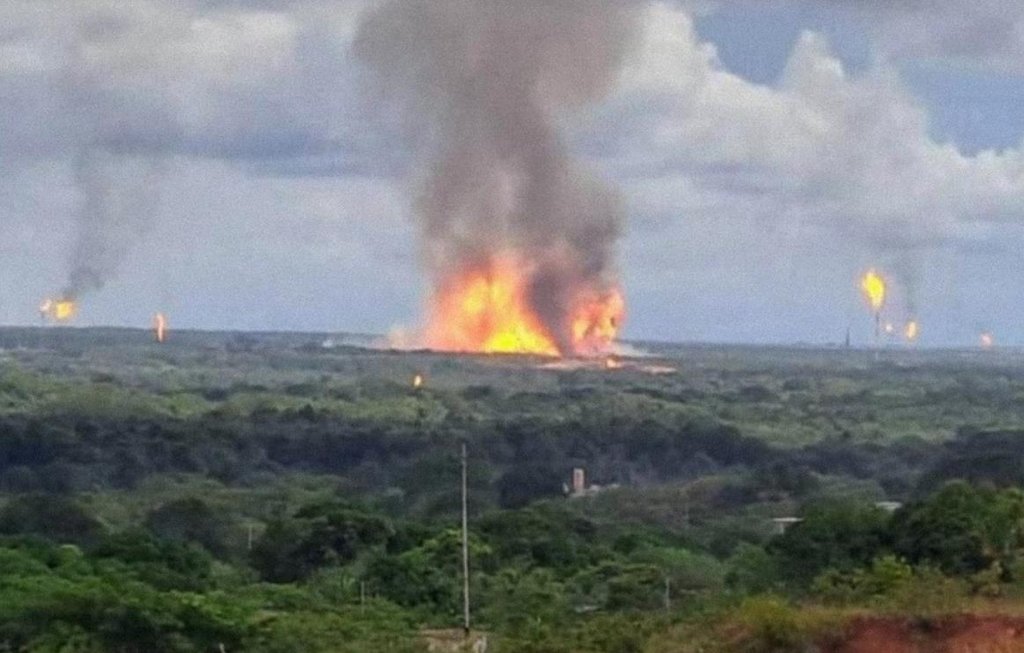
[771,517,803,535]
[565,467,619,499]
[572,468,586,495]
[770,502,900,535]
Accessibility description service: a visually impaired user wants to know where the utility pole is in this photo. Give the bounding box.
[461,440,471,639]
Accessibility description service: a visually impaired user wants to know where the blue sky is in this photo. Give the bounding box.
[1,0,1023,347]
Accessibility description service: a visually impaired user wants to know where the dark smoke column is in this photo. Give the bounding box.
[63,148,164,301]
[355,0,640,355]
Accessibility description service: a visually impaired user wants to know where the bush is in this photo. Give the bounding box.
[731,596,812,653]
[0,495,105,548]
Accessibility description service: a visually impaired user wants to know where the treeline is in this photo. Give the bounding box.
[4,478,1024,651]
[0,410,853,495]
[0,489,715,651]
[769,481,1024,592]
[0,409,774,498]
[2,408,1016,506]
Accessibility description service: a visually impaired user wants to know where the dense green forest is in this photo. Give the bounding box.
[2,327,1024,651]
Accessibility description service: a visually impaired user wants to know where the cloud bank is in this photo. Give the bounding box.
[1,0,1023,343]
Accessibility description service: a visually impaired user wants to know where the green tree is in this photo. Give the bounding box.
[91,529,214,591]
[726,542,780,594]
[478,568,569,632]
[889,482,1024,576]
[251,503,393,583]
[0,495,105,548]
[145,497,233,558]
[768,500,889,586]
[364,529,491,615]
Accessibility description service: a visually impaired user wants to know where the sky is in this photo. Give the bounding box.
[1,0,1023,347]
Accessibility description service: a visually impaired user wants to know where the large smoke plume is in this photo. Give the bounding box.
[54,11,174,305]
[354,0,641,352]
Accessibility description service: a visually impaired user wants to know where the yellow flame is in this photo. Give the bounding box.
[604,357,623,370]
[980,332,994,349]
[153,312,167,343]
[425,254,623,357]
[860,269,886,313]
[905,320,919,342]
[413,374,423,388]
[39,298,77,322]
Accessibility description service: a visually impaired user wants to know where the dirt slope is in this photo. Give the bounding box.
[828,615,1024,653]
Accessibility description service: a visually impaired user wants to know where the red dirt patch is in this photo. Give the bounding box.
[827,615,1024,653]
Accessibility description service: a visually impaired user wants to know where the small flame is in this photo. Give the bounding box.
[413,374,423,388]
[980,332,994,349]
[604,357,622,370]
[39,298,77,322]
[153,312,167,343]
[860,269,886,313]
[884,322,895,335]
[904,320,919,342]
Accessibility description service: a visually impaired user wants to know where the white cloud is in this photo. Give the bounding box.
[594,3,1024,255]
[2,0,1023,343]
[0,0,374,161]
[851,1,1024,73]
[681,0,1024,73]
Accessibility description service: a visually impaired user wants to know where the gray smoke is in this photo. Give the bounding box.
[56,11,175,304]
[354,0,641,352]
[62,147,164,299]
[891,253,921,320]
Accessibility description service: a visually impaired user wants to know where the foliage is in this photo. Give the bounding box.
[4,334,1024,648]
[890,482,1024,576]
[0,495,105,548]
[768,500,890,586]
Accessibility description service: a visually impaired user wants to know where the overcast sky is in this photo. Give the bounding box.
[2,0,1023,346]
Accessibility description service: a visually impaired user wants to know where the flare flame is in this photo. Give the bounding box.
[861,270,886,313]
[39,298,77,323]
[904,320,919,342]
[153,312,167,343]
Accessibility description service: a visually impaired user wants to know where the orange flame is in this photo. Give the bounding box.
[39,298,77,322]
[904,320,919,342]
[980,332,994,349]
[153,312,167,343]
[572,289,625,355]
[424,255,623,357]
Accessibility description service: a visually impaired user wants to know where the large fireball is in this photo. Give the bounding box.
[425,255,623,356]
